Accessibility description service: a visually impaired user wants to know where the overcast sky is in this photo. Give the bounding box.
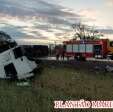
[0,0,113,44]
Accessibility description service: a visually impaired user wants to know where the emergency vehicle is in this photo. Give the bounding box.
[63,39,113,60]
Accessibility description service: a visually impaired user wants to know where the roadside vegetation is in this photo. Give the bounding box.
[0,60,113,112]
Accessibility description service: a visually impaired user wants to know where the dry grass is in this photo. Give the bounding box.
[0,63,113,112]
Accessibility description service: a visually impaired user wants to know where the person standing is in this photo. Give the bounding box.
[61,48,65,60]
[55,48,60,60]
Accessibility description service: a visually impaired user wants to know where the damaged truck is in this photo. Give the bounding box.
[0,31,37,79]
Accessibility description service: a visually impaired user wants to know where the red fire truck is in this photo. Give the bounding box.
[63,39,109,60]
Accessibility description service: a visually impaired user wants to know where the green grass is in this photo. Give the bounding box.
[0,65,113,112]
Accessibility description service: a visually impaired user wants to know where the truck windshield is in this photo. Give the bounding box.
[13,47,23,59]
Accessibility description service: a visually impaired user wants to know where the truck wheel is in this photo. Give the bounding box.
[74,56,78,60]
[67,56,70,60]
[79,56,86,61]
[110,55,113,60]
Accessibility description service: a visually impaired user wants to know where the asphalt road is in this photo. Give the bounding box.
[40,56,113,62]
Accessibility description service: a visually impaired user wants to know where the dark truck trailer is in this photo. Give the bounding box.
[21,45,48,58]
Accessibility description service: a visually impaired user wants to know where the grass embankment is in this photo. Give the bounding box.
[0,61,113,112]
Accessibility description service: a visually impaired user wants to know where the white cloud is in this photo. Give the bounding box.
[0,0,81,44]
[105,0,113,7]
[78,9,97,20]
[0,0,113,44]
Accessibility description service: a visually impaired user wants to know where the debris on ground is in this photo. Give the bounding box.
[16,81,30,87]
[105,65,113,72]
[94,66,105,71]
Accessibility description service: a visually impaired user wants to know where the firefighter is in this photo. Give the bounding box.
[55,48,60,60]
[60,47,65,60]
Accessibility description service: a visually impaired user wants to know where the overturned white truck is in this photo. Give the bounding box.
[0,46,37,79]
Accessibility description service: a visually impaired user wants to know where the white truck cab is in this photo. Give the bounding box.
[0,46,37,79]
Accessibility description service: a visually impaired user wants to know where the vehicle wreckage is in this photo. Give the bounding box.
[0,46,37,79]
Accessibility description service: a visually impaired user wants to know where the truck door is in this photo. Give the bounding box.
[4,63,17,79]
[93,45,102,58]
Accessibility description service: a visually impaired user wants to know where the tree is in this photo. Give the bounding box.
[72,23,103,40]
[0,31,11,40]
[0,31,17,53]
